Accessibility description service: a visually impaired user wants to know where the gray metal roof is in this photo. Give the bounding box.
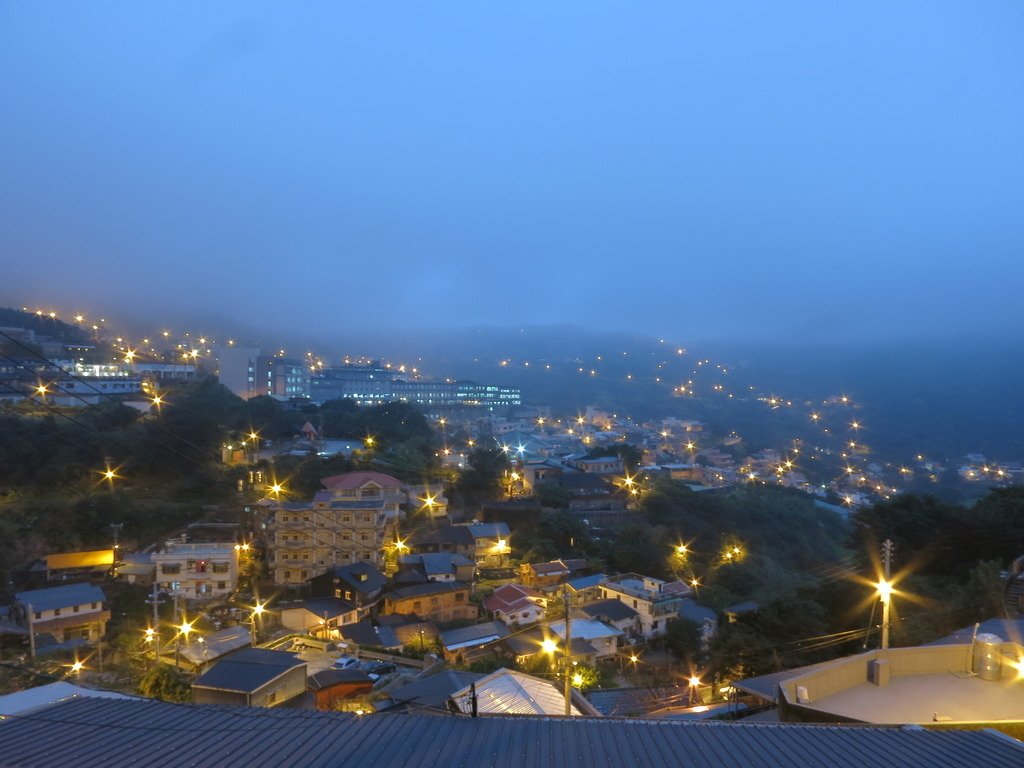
[386,580,470,601]
[439,621,510,650]
[0,682,134,716]
[579,598,639,623]
[192,648,304,694]
[735,661,832,703]
[385,670,484,709]
[14,583,105,613]
[0,696,1021,767]
[925,619,1024,646]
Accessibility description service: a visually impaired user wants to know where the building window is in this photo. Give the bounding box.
[54,609,61,616]
[161,564,181,575]
[73,605,80,613]
[212,563,230,574]
[413,601,422,612]
[455,593,466,602]
[217,581,226,589]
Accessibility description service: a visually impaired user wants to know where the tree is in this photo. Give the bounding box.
[138,664,192,702]
[660,617,703,663]
[534,484,572,509]
[587,444,643,472]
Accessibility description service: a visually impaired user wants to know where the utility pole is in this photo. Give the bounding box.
[881,539,893,651]
[27,603,35,658]
[147,582,165,666]
[110,523,123,577]
[562,586,572,716]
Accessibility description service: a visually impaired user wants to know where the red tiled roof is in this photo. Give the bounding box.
[483,584,543,614]
[321,471,403,490]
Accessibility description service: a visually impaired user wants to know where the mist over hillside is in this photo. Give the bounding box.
[329,325,1022,464]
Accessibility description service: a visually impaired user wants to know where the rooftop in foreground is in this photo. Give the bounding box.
[1,696,1022,768]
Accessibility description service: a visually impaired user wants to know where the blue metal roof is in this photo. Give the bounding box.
[0,697,1020,767]
[14,583,105,613]
[192,648,304,694]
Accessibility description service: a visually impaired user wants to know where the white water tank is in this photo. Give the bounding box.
[972,633,1002,681]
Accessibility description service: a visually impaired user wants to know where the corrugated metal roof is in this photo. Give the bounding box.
[386,671,484,709]
[439,621,510,650]
[1,696,1021,767]
[0,682,133,716]
[192,648,304,693]
[14,583,105,613]
[450,668,582,716]
[548,619,624,641]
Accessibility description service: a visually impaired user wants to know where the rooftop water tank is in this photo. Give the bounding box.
[972,633,1002,681]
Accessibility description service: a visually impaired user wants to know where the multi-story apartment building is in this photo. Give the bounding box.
[267,471,404,586]
[152,543,239,600]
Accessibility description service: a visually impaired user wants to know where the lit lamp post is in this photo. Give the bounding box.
[877,578,893,651]
[143,626,157,667]
[175,618,194,667]
[688,675,702,706]
[251,602,265,645]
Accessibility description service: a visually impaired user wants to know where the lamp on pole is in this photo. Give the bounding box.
[251,601,265,645]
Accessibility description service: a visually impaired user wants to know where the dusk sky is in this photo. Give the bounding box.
[2,2,1022,344]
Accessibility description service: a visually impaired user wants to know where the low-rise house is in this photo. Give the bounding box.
[408,526,475,560]
[116,553,156,587]
[308,669,375,711]
[279,597,360,637]
[408,524,511,568]
[405,485,449,519]
[339,616,439,652]
[678,599,719,648]
[153,542,238,601]
[449,668,599,717]
[27,550,113,584]
[396,552,475,584]
[439,621,511,664]
[467,523,512,567]
[547,618,623,659]
[483,584,546,626]
[383,670,484,712]
[578,598,640,635]
[11,583,109,644]
[192,648,307,708]
[383,581,476,624]
[497,626,600,667]
[564,573,608,604]
[519,559,590,590]
[600,574,685,639]
[566,456,624,475]
[173,625,252,671]
[308,562,387,618]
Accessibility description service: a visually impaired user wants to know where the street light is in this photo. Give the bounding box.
[251,602,265,644]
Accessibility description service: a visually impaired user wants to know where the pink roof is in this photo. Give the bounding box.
[483,583,544,614]
[321,471,403,491]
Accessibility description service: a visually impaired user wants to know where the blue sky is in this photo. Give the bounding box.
[1,2,1021,343]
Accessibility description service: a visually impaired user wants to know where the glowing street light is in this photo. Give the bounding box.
[540,638,559,655]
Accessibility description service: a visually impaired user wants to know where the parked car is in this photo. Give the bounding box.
[361,661,396,676]
[333,656,361,670]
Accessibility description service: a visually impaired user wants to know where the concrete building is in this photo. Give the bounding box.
[738,638,1024,727]
[153,543,238,600]
[600,574,685,639]
[266,472,404,585]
